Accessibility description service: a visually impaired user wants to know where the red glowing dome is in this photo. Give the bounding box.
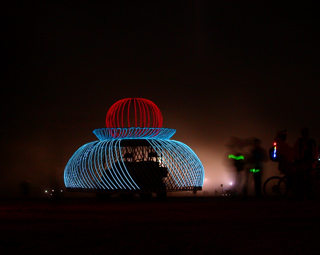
[106,98,163,128]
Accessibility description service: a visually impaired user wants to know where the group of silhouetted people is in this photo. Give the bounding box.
[227,136,268,199]
[226,127,319,199]
[274,128,318,198]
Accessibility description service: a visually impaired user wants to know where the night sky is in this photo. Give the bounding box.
[2,1,319,196]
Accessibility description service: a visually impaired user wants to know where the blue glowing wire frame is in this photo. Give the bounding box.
[64,137,204,193]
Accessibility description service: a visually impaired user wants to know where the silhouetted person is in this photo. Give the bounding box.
[293,128,318,198]
[274,130,294,175]
[294,127,318,172]
[250,138,268,198]
[226,137,247,197]
[274,130,295,194]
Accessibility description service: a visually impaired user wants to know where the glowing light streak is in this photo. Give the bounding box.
[273,142,277,159]
[228,154,244,160]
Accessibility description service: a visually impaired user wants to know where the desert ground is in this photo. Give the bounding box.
[0,195,319,255]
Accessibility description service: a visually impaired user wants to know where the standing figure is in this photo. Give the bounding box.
[274,130,294,175]
[294,127,318,172]
[274,130,295,194]
[293,128,318,198]
[250,138,268,198]
[226,137,246,197]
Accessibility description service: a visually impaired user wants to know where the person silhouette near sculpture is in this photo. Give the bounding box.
[249,138,268,198]
[227,137,267,198]
[226,137,246,197]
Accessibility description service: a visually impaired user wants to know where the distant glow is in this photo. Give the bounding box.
[229,182,233,186]
[228,154,244,160]
[250,169,261,173]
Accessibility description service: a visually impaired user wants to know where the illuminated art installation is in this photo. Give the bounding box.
[64,98,204,196]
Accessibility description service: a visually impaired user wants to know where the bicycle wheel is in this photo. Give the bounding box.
[263,176,287,198]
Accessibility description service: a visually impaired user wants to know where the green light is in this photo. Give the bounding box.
[228,154,244,160]
[250,168,261,173]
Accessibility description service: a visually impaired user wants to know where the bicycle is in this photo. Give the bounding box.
[263,167,320,199]
[263,174,288,198]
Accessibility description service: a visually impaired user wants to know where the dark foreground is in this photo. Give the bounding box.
[0,196,319,255]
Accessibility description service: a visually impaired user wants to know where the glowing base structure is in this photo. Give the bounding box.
[64,98,204,196]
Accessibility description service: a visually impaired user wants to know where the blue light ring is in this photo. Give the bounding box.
[80,143,96,188]
[93,128,176,140]
[94,141,112,190]
[147,139,176,188]
[181,142,204,185]
[165,140,194,187]
[159,140,188,187]
[170,141,196,186]
[121,140,151,191]
[95,141,113,189]
[141,141,163,191]
[95,142,110,189]
[69,146,83,188]
[148,139,183,188]
[178,142,204,185]
[76,142,95,189]
[110,140,124,189]
[109,140,126,189]
[172,141,199,186]
[84,144,100,189]
[78,145,91,189]
[103,140,120,190]
[119,141,139,189]
[113,139,134,190]
[105,140,122,189]
[85,150,96,189]
[117,140,140,190]
[104,140,119,189]
[133,141,161,191]
[97,141,115,190]
[103,140,118,189]
[115,139,133,189]
[176,141,203,186]
[153,139,204,188]
[64,154,74,187]
[64,142,95,188]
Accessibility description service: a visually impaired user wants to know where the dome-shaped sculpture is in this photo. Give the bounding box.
[64,98,204,197]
